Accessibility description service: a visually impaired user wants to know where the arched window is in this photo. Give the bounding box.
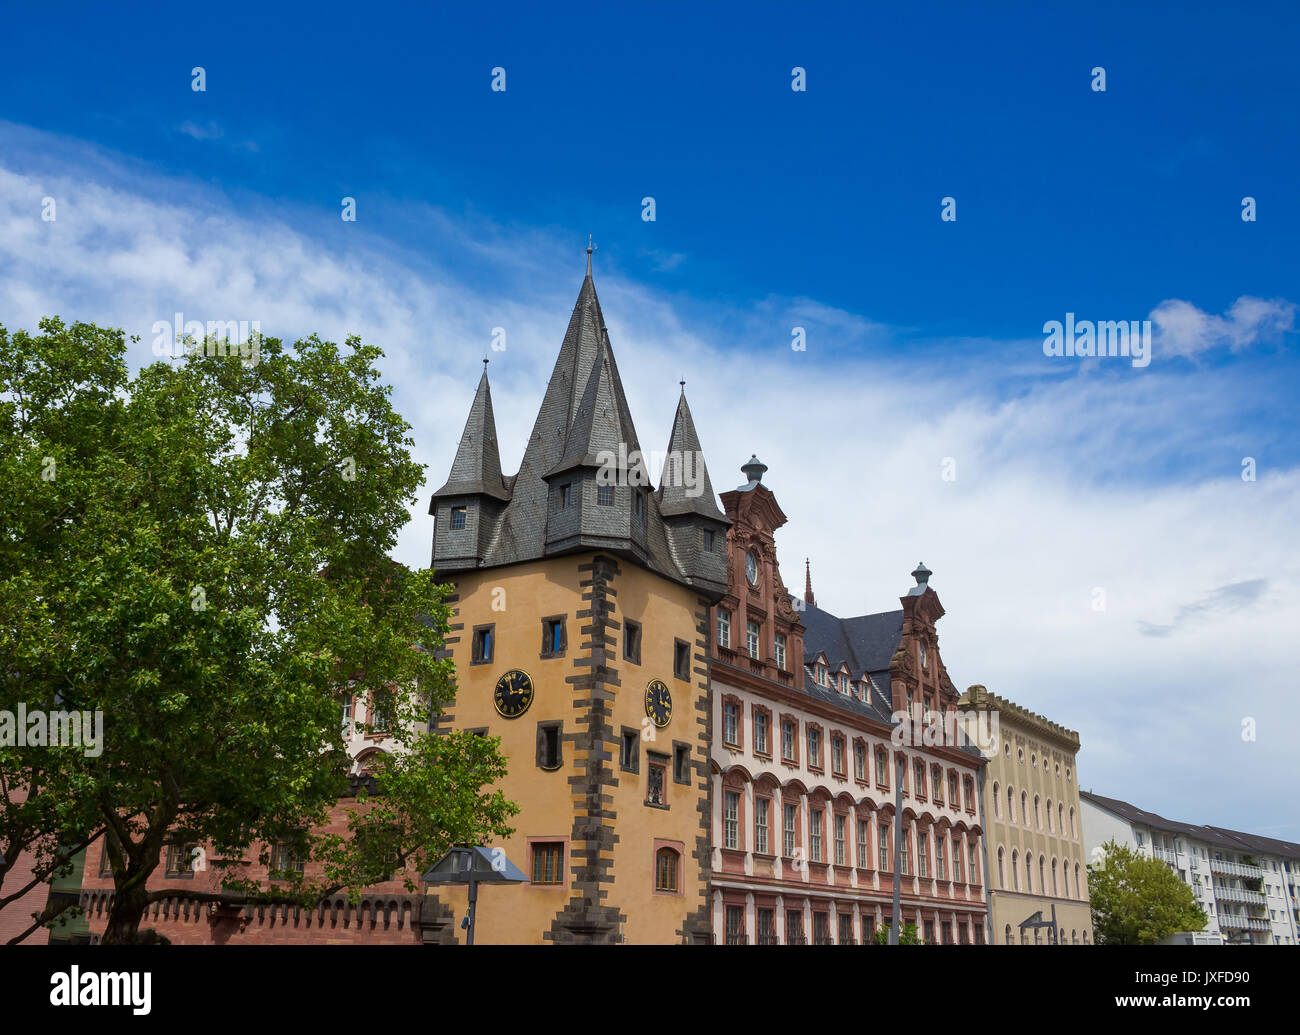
[1070,807,1077,839]
[1025,852,1034,893]
[654,847,680,893]
[1005,923,1013,945]
[1072,929,1078,945]
[1074,862,1081,897]
[1051,857,1058,896]
[993,781,1001,818]
[1082,929,1089,944]
[1006,785,1014,819]
[1020,791,1027,826]
[1046,798,1054,832]
[1058,802,1064,832]
[1034,794,1041,829]
[1012,849,1020,890]
[997,846,1006,889]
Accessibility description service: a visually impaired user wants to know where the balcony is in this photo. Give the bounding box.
[1209,858,1264,880]
[725,932,749,946]
[756,931,779,946]
[1152,847,1178,865]
[1218,914,1270,932]
[1214,886,1267,907]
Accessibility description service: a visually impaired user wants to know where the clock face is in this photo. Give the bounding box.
[644,679,672,728]
[493,669,534,719]
[745,550,758,585]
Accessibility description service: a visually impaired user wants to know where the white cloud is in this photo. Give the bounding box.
[1151,295,1296,358]
[178,120,224,141]
[2,123,1298,838]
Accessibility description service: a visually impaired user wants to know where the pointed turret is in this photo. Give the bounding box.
[429,365,510,571]
[432,366,509,501]
[657,389,724,521]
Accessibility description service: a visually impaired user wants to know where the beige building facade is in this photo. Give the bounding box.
[959,685,1093,945]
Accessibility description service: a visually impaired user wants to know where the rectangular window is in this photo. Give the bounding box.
[949,771,959,806]
[271,836,306,878]
[755,797,770,855]
[774,633,786,670]
[854,743,866,781]
[673,639,690,681]
[723,701,739,746]
[754,710,769,755]
[596,483,614,506]
[370,687,394,733]
[560,483,573,508]
[809,808,823,862]
[954,846,964,883]
[725,905,745,945]
[623,619,641,664]
[703,528,714,552]
[620,730,639,773]
[537,722,562,771]
[914,760,925,798]
[933,766,944,803]
[900,830,911,875]
[924,920,936,945]
[757,907,776,945]
[746,621,760,660]
[541,617,566,656]
[969,845,978,883]
[450,506,466,529]
[647,760,666,806]
[807,728,820,767]
[165,839,197,876]
[655,849,678,892]
[786,911,804,946]
[471,625,494,665]
[341,694,353,729]
[834,814,846,866]
[531,842,563,884]
[857,819,869,868]
[917,832,928,878]
[633,490,645,519]
[813,913,829,945]
[783,803,797,857]
[724,791,740,850]
[839,913,854,945]
[99,832,119,877]
[782,721,795,761]
[863,917,876,944]
[935,837,946,880]
[673,743,690,784]
[831,736,844,774]
[717,609,730,648]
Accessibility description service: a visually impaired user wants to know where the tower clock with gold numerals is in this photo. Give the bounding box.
[644,678,672,728]
[493,669,534,719]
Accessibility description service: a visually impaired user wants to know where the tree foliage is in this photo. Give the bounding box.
[1088,839,1207,945]
[0,319,517,942]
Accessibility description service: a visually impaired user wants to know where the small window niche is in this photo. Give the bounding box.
[623,619,642,664]
[537,721,563,771]
[540,615,567,658]
[471,624,495,665]
[673,639,691,681]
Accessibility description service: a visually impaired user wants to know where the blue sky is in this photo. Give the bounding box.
[2,2,1298,837]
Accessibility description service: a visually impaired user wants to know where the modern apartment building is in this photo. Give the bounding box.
[1080,791,1300,945]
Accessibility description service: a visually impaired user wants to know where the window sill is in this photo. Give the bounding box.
[645,801,670,811]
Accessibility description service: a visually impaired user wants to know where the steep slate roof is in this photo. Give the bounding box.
[1079,791,1290,853]
[438,262,723,590]
[657,390,726,521]
[431,368,509,500]
[798,599,903,724]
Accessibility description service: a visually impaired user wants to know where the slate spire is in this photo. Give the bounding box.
[657,388,725,520]
[431,366,509,501]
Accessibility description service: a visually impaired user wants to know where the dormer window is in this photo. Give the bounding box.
[816,664,827,687]
[633,491,645,519]
[560,484,573,508]
[774,634,786,671]
[703,529,714,551]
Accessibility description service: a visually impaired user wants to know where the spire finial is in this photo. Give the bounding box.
[483,356,490,370]
[912,561,932,587]
[804,558,815,607]
[586,233,595,276]
[679,378,686,394]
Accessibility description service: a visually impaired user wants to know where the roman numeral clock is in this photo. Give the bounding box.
[493,669,534,719]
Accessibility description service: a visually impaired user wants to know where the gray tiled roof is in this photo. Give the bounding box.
[657,391,726,521]
[431,265,727,596]
[797,599,901,725]
[1080,791,1298,854]
[432,369,509,500]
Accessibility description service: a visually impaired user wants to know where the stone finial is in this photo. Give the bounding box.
[741,454,768,485]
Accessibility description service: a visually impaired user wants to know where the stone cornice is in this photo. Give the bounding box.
[957,684,1079,750]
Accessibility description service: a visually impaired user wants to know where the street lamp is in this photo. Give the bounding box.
[420,845,527,945]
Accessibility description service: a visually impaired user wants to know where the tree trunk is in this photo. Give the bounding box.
[101,876,162,944]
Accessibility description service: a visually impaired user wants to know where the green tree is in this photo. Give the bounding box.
[872,921,921,945]
[0,319,517,943]
[1088,839,1207,944]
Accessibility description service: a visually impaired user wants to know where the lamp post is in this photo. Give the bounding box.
[420,845,527,945]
